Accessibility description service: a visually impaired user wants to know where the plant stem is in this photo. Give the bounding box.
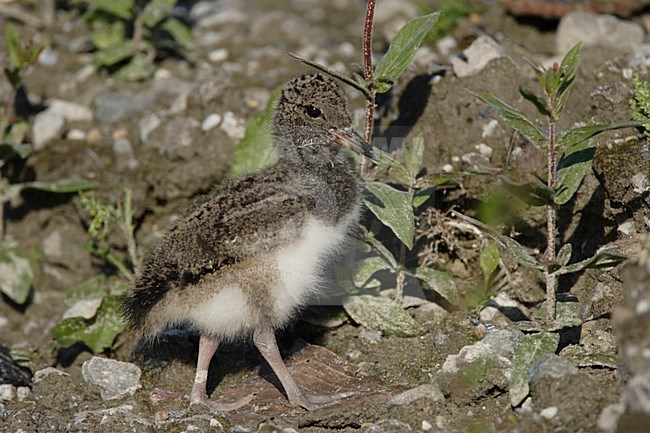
[396,186,415,305]
[361,0,376,174]
[545,117,557,323]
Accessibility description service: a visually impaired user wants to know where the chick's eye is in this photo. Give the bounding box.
[305,105,322,118]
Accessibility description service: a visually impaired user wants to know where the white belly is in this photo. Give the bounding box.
[272,212,358,323]
[185,211,358,338]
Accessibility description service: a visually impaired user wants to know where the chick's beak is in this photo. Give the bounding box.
[329,127,378,161]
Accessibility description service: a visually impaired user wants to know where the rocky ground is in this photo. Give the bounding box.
[1,0,649,432]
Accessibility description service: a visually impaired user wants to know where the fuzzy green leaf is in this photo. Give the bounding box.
[555,250,628,276]
[558,122,643,151]
[453,211,540,268]
[509,331,560,407]
[142,0,175,27]
[374,12,441,93]
[351,256,393,288]
[414,266,459,305]
[554,43,581,117]
[87,0,134,20]
[413,186,435,208]
[5,23,23,73]
[473,92,545,147]
[480,244,500,278]
[343,294,424,337]
[161,18,193,49]
[364,235,399,270]
[404,134,424,181]
[52,295,126,354]
[556,243,572,267]
[95,40,134,67]
[364,182,415,249]
[554,138,595,205]
[519,86,550,117]
[501,176,555,207]
[229,90,279,177]
[0,247,33,305]
[22,178,96,194]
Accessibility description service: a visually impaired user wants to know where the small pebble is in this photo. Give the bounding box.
[208,48,229,63]
[16,387,30,401]
[201,114,223,132]
[475,143,493,158]
[0,384,16,401]
[540,406,558,419]
[421,420,433,431]
[66,129,87,140]
[220,111,246,140]
[359,329,382,344]
[442,164,453,173]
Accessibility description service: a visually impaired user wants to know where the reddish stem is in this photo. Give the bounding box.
[362,0,376,173]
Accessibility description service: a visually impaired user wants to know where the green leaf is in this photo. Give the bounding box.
[413,186,435,208]
[509,331,560,407]
[5,23,23,72]
[558,122,643,151]
[88,0,134,20]
[64,275,128,306]
[116,53,156,81]
[555,250,628,276]
[473,92,545,147]
[519,86,550,117]
[501,176,555,207]
[479,244,500,278]
[52,295,126,354]
[364,182,415,249]
[351,256,393,288]
[22,178,96,194]
[554,43,581,117]
[364,235,399,270]
[95,40,134,67]
[343,294,424,337]
[556,243,572,267]
[229,89,279,177]
[453,211,540,268]
[287,52,370,99]
[142,0,175,27]
[414,266,458,305]
[374,11,441,93]
[0,246,33,305]
[554,138,595,205]
[161,18,193,49]
[404,134,424,182]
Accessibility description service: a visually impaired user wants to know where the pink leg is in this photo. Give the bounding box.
[190,335,254,411]
[253,326,352,410]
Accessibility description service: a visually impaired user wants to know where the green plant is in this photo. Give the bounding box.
[76,0,192,80]
[1,23,95,305]
[52,188,138,353]
[630,72,650,136]
[462,243,506,315]
[456,43,636,325]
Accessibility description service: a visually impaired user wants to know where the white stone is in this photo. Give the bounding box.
[617,220,635,236]
[475,143,493,158]
[208,48,229,63]
[481,119,499,138]
[34,367,69,383]
[32,110,65,150]
[49,99,93,122]
[556,12,644,55]
[201,113,222,132]
[436,35,457,57]
[442,164,453,172]
[82,357,141,400]
[0,384,16,401]
[66,129,86,140]
[220,111,246,140]
[540,406,558,419]
[16,386,30,401]
[421,420,433,431]
[451,36,504,78]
